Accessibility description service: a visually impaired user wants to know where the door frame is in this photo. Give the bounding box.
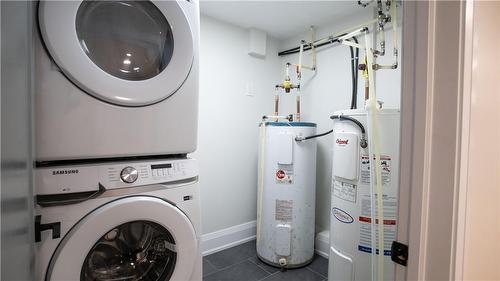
[397,1,470,280]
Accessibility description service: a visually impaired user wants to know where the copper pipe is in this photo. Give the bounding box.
[364,80,369,100]
[274,95,280,116]
[296,96,301,122]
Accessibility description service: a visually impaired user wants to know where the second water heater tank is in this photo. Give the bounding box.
[256,122,317,268]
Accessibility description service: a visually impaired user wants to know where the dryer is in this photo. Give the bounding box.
[35,158,201,281]
[35,0,199,162]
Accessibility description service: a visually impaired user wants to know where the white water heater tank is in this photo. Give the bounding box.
[257,122,317,268]
[329,109,400,281]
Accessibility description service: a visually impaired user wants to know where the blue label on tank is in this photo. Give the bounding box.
[358,245,391,256]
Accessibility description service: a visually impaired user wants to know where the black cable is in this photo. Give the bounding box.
[353,37,359,109]
[330,115,366,134]
[330,114,368,148]
[349,42,356,109]
[295,129,333,141]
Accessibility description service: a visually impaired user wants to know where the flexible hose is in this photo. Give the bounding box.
[350,37,360,109]
[295,129,333,141]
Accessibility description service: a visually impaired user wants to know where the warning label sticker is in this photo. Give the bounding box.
[275,167,294,184]
[360,155,392,186]
[333,180,357,203]
[275,200,293,221]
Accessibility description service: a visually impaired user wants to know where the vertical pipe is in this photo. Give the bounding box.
[274,95,280,117]
[365,79,370,101]
[274,95,280,122]
[296,95,301,122]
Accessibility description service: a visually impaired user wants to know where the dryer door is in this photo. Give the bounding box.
[38,0,194,106]
[46,196,198,281]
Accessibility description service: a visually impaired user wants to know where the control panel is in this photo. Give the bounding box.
[35,158,198,196]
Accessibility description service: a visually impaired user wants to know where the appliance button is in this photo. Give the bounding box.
[120,166,138,183]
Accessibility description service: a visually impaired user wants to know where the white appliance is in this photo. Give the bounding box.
[34,158,201,281]
[256,122,317,268]
[34,0,199,162]
[329,109,400,281]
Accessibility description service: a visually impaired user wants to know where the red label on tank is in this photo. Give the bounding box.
[276,170,286,179]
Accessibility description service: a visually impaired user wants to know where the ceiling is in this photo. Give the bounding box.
[200,1,362,40]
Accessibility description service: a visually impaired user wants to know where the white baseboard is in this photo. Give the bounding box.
[315,230,330,259]
[201,220,256,256]
[201,221,330,260]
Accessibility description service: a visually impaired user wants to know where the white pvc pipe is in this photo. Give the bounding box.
[364,32,378,281]
[364,30,385,281]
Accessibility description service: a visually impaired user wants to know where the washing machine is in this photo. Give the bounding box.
[34,0,199,162]
[34,158,201,281]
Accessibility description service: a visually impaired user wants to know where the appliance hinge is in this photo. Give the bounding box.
[35,215,61,242]
[391,241,408,266]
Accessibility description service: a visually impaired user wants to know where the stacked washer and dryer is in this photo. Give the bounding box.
[33,1,201,280]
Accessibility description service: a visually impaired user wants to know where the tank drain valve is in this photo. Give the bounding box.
[278,257,288,267]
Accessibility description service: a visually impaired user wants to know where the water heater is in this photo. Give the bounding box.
[329,109,400,281]
[256,122,317,268]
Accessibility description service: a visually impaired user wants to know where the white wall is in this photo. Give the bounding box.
[195,16,281,234]
[197,11,403,238]
[278,12,402,231]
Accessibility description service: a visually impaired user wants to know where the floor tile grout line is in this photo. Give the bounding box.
[305,266,327,279]
[257,270,281,281]
[247,257,277,275]
[202,256,260,278]
[204,258,218,270]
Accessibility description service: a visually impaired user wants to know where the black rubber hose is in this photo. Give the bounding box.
[349,43,356,109]
[330,115,366,134]
[330,114,368,148]
[295,129,333,141]
[349,37,360,110]
[353,37,359,108]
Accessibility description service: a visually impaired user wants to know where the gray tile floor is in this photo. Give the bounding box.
[203,240,328,281]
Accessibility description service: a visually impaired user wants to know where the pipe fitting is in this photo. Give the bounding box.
[360,136,368,148]
[278,258,287,267]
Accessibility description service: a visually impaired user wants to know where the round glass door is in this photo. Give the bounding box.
[38,0,195,106]
[46,196,198,281]
[81,221,177,281]
[75,1,174,81]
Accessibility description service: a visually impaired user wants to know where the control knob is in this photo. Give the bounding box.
[120,166,138,183]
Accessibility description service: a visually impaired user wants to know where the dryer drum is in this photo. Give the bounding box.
[80,220,177,281]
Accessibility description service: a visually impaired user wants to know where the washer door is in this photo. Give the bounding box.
[46,196,198,281]
[38,0,194,106]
